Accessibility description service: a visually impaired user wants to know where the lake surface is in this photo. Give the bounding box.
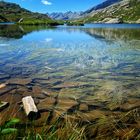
[0,24,140,139]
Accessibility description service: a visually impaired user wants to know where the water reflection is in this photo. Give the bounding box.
[0,24,140,40]
[0,24,56,39]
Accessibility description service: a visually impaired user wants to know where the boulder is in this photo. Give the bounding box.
[105,18,122,24]
[136,19,140,23]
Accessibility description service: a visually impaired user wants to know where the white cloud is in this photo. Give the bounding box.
[41,0,52,5]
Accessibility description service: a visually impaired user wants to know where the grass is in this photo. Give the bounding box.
[18,19,64,26]
[1,108,140,140]
[0,116,86,140]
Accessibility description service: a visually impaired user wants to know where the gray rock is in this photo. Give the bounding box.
[136,19,140,23]
[105,18,122,23]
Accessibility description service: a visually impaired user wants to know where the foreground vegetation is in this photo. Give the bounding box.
[0,117,86,140]
[1,107,140,140]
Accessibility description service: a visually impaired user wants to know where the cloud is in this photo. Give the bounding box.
[41,0,52,5]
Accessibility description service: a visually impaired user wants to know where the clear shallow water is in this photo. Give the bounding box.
[0,24,140,79]
[0,24,140,138]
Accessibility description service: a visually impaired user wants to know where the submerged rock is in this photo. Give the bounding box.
[8,78,32,85]
[52,82,92,90]
[79,103,88,112]
[0,101,9,111]
[119,99,140,111]
[32,86,42,95]
[0,85,16,96]
[55,98,78,114]
[0,74,10,81]
[37,97,56,112]
[77,110,109,122]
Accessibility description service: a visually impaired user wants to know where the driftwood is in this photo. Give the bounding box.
[22,96,40,120]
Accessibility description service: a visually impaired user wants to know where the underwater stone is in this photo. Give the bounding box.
[37,97,56,112]
[8,78,32,85]
[0,101,9,111]
[79,103,88,112]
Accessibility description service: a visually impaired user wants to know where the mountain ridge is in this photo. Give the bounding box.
[78,0,140,23]
[47,11,83,20]
[83,0,122,14]
[48,0,140,24]
[0,1,60,25]
[48,0,123,20]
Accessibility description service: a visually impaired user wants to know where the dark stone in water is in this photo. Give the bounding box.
[32,86,42,95]
[79,103,88,112]
[0,74,10,81]
[8,78,32,85]
[34,94,47,99]
[0,101,9,111]
[0,86,16,96]
[42,90,51,97]
[37,97,56,112]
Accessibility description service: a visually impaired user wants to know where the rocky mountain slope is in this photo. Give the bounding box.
[79,0,140,23]
[83,0,122,14]
[48,0,123,20]
[0,1,58,25]
[47,11,83,20]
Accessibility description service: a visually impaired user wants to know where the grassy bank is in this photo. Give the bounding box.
[66,21,84,26]
[17,19,64,26]
[0,117,86,140]
[1,108,140,140]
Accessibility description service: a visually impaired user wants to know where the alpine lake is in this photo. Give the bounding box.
[0,23,140,139]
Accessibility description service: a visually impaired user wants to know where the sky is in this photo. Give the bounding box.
[4,0,105,13]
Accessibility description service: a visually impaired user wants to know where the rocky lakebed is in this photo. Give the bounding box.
[0,24,140,139]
